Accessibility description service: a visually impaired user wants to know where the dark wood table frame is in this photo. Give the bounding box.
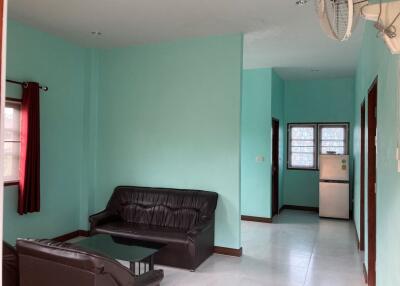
[130,254,155,276]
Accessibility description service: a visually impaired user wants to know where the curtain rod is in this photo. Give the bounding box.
[6,79,49,92]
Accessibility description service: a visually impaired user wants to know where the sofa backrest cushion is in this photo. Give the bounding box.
[106,186,218,230]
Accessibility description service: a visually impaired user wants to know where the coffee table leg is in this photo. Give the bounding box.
[131,256,154,276]
[130,262,135,275]
[149,255,154,271]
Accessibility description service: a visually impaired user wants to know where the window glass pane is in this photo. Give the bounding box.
[291,147,314,153]
[321,127,345,140]
[291,140,315,147]
[320,141,344,147]
[4,102,21,141]
[3,142,20,182]
[291,153,314,167]
[4,101,21,182]
[320,125,347,155]
[289,125,316,169]
[291,127,314,140]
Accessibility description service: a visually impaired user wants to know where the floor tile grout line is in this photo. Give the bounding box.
[302,223,319,286]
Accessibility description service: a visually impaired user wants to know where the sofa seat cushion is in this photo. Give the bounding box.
[95,221,189,245]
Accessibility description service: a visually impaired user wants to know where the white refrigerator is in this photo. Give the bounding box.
[319,155,350,219]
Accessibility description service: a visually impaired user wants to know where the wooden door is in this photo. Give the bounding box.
[271,118,279,217]
[367,79,377,286]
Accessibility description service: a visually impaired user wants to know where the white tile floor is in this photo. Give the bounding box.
[149,210,366,286]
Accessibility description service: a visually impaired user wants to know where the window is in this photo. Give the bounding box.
[4,100,21,183]
[319,124,348,155]
[287,122,349,170]
[288,124,317,169]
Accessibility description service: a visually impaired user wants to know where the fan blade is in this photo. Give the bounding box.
[352,1,368,32]
[316,0,340,40]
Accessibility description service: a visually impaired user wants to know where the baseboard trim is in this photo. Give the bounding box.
[363,263,368,283]
[356,233,360,250]
[241,215,272,223]
[280,204,319,213]
[353,221,361,250]
[53,229,90,242]
[78,230,90,237]
[214,246,243,257]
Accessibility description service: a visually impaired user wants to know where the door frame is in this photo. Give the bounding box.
[360,100,366,251]
[271,118,280,217]
[367,78,378,286]
[0,0,6,280]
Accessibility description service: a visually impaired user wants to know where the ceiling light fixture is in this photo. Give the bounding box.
[296,0,308,6]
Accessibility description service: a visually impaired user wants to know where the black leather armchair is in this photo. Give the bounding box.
[90,186,218,270]
[3,242,18,286]
[16,238,163,286]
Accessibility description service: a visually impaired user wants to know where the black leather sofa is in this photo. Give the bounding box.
[15,239,163,286]
[90,186,218,270]
[3,242,18,286]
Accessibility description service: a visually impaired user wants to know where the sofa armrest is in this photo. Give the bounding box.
[89,210,119,229]
[132,270,164,286]
[187,217,214,237]
[3,241,18,286]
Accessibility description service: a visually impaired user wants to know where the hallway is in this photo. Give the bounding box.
[160,210,365,286]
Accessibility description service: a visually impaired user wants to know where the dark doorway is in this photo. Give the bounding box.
[360,100,366,251]
[367,79,377,286]
[271,118,279,217]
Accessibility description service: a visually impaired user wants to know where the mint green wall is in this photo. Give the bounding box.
[271,70,285,209]
[240,69,285,218]
[4,21,89,243]
[4,21,244,250]
[79,49,99,230]
[283,78,355,207]
[241,68,272,218]
[241,74,355,212]
[353,19,400,285]
[95,35,243,249]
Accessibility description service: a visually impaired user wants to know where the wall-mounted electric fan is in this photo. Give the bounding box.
[316,0,400,54]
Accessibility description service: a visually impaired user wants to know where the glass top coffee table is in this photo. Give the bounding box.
[74,234,165,276]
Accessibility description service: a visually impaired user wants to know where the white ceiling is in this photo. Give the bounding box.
[8,0,364,80]
[243,2,364,80]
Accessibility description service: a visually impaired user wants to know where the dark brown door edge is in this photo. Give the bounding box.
[360,100,366,251]
[367,78,377,286]
[271,118,280,217]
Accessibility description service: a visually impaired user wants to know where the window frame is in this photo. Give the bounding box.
[4,98,22,186]
[287,122,350,171]
[287,123,318,170]
[318,123,349,156]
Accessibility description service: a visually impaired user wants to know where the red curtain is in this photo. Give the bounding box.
[18,82,40,215]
